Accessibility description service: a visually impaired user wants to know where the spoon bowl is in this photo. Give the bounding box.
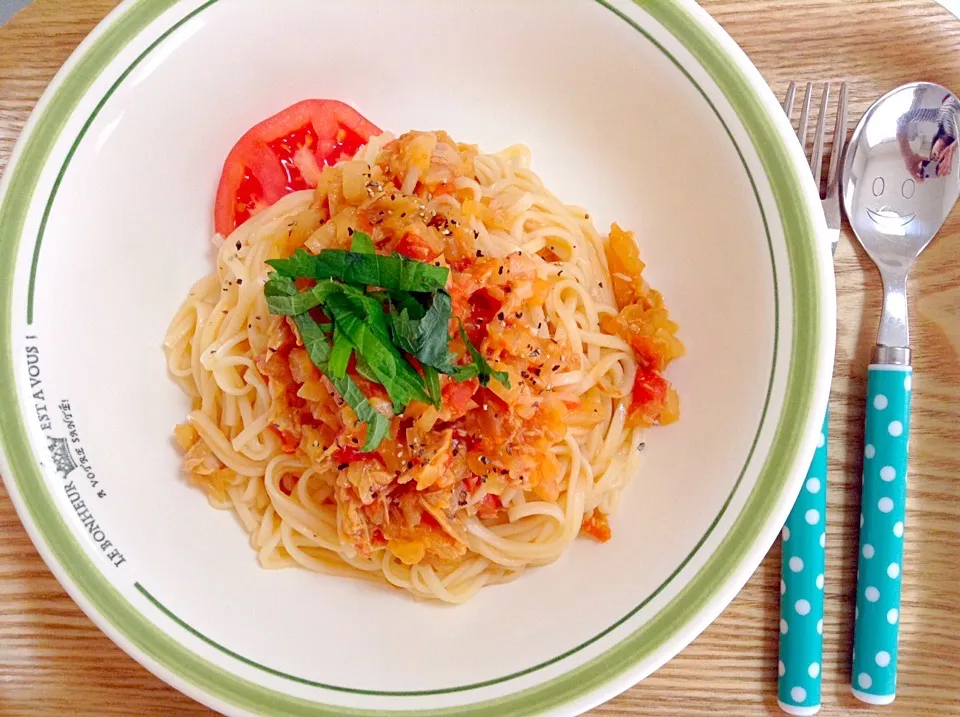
[843,82,960,280]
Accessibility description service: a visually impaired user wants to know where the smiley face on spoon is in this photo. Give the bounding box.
[864,173,919,228]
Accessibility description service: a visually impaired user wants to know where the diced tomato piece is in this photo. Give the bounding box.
[442,379,478,418]
[474,386,508,413]
[279,473,299,495]
[632,369,667,407]
[333,444,387,467]
[627,368,669,427]
[274,427,299,454]
[351,372,389,402]
[476,494,501,520]
[333,446,366,464]
[631,335,666,372]
[395,233,438,262]
[466,288,501,344]
[581,510,612,542]
[214,99,381,235]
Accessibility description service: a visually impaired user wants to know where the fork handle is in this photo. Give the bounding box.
[777,410,827,715]
[851,365,912,704]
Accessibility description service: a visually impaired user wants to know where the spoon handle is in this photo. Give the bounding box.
[851,364,912,705]
[777,410,827,715]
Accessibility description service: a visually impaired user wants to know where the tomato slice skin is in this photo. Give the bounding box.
[214,99,381,235]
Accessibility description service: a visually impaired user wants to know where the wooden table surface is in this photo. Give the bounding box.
[1,1,959,715]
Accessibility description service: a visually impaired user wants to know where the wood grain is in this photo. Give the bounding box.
[1,1,959,715]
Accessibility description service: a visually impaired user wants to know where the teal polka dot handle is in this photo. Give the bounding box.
[852,365,912,704]
[777,410,827,715]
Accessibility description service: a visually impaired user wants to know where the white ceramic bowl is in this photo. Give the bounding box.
[0,1,834,714]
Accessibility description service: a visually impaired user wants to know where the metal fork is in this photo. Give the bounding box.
[776,81,848,717]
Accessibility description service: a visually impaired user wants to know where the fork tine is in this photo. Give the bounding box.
[783,82,797,117]
[810,83,830,192]
[825,82,850,195]
[797,82,813,147]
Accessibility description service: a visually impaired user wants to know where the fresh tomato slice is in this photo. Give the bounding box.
[214,99,381,235]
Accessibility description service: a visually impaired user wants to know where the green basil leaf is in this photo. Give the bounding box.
[269,248,448,292]
[325,292,430,409]
[457,322,511,389]
[387,289,427,320]
[328,325,353,380]
[292,312,389,452]
[337,377,390,452]
[423,365,442,408]
[354,354,379,385]
[265,249,318,278]
[264,276,341,316]
[350,231,376,254]
[337,284,391,341]
[389,290,456,372]
[451,363,480,382]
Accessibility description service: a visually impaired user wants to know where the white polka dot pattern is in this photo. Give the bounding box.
[778,410,828,709]
[852,366,910,703]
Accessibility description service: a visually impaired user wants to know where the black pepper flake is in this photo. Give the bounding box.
[473,230,480,239]
[476,249,483,258]
[236,279,243,285]
[400,212,407,218]
[480,456,489,465]
[347,227,354,236]
[235,241,242,250]
[406,461,414,470]
[498,266,504,276]
[504,287,512,294]
[247,324,252,329]
[599,281,604,288]
[516,312,523,319]
[372,491,379,499]
[638,442,646,452]
[337,463,349,471]
[351,437,359,445]
[497,312,505,321]
[552,364,560,371]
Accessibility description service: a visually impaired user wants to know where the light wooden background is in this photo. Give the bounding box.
[1,1,959,715]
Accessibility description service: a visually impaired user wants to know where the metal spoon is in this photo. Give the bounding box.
[842,82,960,705]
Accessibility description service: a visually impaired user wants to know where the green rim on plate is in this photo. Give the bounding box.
[0,0,823,715]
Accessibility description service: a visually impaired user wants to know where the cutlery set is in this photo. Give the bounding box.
[776,81,960,714]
